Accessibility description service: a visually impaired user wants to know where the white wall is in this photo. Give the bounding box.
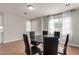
[3,13,26,43]
[70,9,79,46]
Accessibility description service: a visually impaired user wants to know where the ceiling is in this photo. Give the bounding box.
[0,3,79,19]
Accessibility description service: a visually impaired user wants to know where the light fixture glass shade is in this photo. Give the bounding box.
[27,5,35,10]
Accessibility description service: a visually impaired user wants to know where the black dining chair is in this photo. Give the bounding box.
[30,31,35,41]
[23,34,42,55]
[42,31,48,36]
[54,31,60,38]
[30,31,40,46]
[23,34,30,55]
[43,36,58,55]
[58,34,69,55]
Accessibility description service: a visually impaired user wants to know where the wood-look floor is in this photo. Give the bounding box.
[0,40,79,55]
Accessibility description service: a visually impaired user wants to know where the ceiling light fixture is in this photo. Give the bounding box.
[24,3,35,14]
[27,5,35,10]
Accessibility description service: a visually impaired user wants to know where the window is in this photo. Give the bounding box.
[0,14,3,43]
[0,14,3,32]
[62,16,71,35]
[0,26,3,32]
[48,16,63,34]
[26,20,31,32]
[48,17,54,34]
[48,11,72,36]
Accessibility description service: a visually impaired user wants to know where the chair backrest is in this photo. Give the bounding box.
[43,31,48,35]
[64,34,69,47]
[30,31,35,40]
[63,34,69,55]
[23,34,30,55]
[54,31,60,38]
[43,36,58,55]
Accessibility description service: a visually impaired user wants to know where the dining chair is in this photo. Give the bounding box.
[30,31,35,41]
[43,36,58,55]
[23,34,30,55]
[30,31,40,46]
[42,31,48,36]
[23,34,42,55]
[54,31,60,38]
[58,34,69,55]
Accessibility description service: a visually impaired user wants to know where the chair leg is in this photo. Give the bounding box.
[58,47,67,55]
[63,47,67,55]
[39,51,42,55]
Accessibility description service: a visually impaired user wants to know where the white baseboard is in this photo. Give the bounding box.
[60,41,79,48]
[3,38,79,48]
[3,38,22,44]
[68,43,79,48]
